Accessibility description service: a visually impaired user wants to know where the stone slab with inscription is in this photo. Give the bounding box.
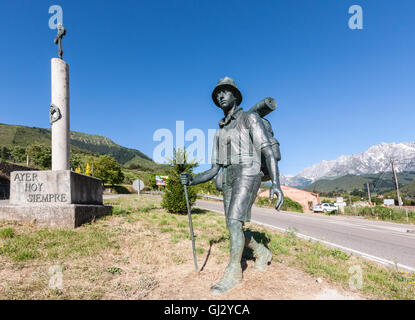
[0,170,111,228]
[10,170,103,206]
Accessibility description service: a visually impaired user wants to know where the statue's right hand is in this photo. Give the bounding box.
[180,173,193,186]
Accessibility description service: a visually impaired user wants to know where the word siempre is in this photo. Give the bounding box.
[14,172,68,203]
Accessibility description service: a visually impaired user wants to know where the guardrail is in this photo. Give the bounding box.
[197,193,223,201]
[143,191,165,195]
[142,191,224,201]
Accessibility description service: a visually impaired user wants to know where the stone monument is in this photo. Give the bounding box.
[0,25,111,228]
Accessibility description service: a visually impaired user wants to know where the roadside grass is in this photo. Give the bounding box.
[343,206,415,225]
[297,204,415,225]
[0,223,119,262]
[0,194,413,299]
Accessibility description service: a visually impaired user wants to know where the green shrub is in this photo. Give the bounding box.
[94,155,124,185]
[161,149,197,214]
[255,196,303,213]
[344,206,415,222]
[281,197,303,213]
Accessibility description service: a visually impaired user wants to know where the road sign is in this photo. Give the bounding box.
[156,176,168,186]
[132,179,145,194]
[384,199,395,206]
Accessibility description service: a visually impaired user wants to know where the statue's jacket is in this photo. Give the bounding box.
[211,107,272,222]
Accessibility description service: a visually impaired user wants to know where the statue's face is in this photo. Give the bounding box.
[216,89,237,111]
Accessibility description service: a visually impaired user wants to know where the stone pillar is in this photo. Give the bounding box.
[51,58,70,171]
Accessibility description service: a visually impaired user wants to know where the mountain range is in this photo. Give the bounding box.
[282,142,415,188]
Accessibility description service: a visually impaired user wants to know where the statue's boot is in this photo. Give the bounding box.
[245,231,273,271]
[210,263,243,294]
[211,219,244,294]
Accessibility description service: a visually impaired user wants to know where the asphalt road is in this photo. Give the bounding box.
[195,199,415,272]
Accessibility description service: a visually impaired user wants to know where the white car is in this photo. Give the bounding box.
[313,203,338,213]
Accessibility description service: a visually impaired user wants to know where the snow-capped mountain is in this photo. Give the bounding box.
[282,142,415,187]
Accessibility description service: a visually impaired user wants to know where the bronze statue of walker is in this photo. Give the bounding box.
[181,77,284,294]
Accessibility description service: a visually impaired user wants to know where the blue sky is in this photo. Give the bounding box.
[0,0,414,175]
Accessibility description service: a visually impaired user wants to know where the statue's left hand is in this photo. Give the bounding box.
[270,185,284,211]
[180,172,193,186]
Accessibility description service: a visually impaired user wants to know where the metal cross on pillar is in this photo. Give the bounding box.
[54,24,66,59]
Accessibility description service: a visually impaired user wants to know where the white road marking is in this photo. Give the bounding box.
[195,204,415,273]
[258,209,413,234]
[250,219,415,273]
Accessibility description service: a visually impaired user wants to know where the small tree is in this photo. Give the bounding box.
[10,146,27,163]
[70,153,82,171]
[161,148,197,214]
[1,147,10,161]
[87,156,95,176]
[94,155,124,186]
[27,144,51,169]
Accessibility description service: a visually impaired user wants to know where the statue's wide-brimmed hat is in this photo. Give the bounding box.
[212,77,243,107]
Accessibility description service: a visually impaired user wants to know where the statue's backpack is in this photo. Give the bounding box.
[247,98,281,182]
[259,117,281,181]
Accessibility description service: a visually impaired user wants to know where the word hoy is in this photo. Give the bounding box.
[163,304,250,317]
[25,183,44,192]
[14,173,46,194]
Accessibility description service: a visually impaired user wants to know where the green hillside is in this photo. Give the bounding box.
[0,123,165,171]
[303,175,371,193]
[70,131,152,164]
[303,172,415,194]
[0,124,50,146]
[400,180,415,199]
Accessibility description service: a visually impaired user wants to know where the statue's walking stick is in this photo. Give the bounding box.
[184,184,198,272]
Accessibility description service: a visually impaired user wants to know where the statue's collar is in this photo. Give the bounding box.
[219,107,243,128]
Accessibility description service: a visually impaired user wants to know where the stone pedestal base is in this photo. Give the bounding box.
[0,204,111,228]
[2,170,111,228]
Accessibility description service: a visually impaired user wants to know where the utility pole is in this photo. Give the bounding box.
[390,158,403,208]
[366,183,372,205]
[366,182,376,218]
